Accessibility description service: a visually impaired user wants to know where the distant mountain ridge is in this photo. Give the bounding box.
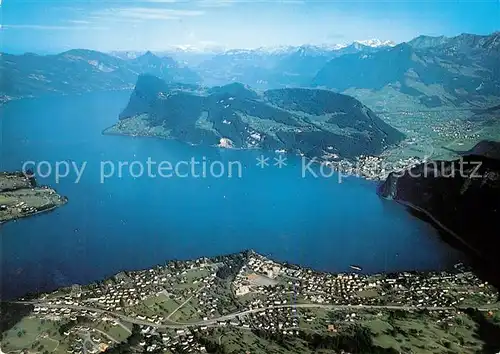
[195,41,393,88]
[105,74,405,160]
[109,38,395,58]
[314,32,500,109]
[3,32,499,110]
[409,32,500,53]
[0,50,201,102]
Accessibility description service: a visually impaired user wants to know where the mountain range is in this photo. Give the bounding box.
[109,38,395,61]
[315,32,500,110]
[195,41,393,88]
[2,32,499,112]
[0,50,201,102]
[104,74,405,160]
[0,39,395,102]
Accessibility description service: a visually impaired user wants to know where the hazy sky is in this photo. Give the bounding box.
[1,0,499,53]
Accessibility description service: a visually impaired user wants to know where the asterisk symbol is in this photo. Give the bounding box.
[274,155,287,168]
[256,155,269,168]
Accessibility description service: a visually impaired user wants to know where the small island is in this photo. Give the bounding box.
[0,172,68,223]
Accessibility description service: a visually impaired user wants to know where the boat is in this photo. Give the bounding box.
[350,265,362,271]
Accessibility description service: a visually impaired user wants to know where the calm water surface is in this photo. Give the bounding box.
[0,91,460,299]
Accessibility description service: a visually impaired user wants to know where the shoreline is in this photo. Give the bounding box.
[0,202,67,226]
[2,248,466,302]
[0,172,69,225]
[0,88,134,107]
[102,126,262,152]
[394,199,482,258]
[102,125,410,181]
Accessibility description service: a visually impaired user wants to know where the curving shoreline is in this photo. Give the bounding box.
[0,172,68,224]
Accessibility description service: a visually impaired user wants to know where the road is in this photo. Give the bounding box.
[14,300,493,330]
[115,320,132,335]
[92,328,120,344]
[80,331,98,354]
[394,199,483,258]
[374,108,477,115]
[166,286,205,320]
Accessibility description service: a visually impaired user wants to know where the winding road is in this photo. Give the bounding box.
[13,300,491,330]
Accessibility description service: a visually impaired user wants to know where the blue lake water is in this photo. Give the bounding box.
[0,91,461,299]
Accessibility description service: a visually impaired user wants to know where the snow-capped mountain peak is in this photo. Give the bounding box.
[108,39,396,61]
[252,45,294,54]
[354,39,396,48]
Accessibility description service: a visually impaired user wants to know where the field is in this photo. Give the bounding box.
[364,311,484,353]
[95,320,131,342]
[0,317,67,354]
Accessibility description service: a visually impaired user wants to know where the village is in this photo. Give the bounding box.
[2,251,498,354]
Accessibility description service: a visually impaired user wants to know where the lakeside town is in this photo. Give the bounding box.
[1,251,499,353]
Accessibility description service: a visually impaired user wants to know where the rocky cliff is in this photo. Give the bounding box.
[378,141,500,274]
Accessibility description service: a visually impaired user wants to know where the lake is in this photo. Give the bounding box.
[0,91,461,299]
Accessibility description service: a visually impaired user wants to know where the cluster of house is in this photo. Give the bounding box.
[32,299,210,354]
[30,305,112,353]
[136,326,209,353]
[136,307,309,354]
[370,270,497,308]
[233,253,497,310]
[21,252,498,353]
[246,307,302,335]
[354,155,424,180]
[32,299,99,321]
[315,152,423,181]
[66,326,111,354]
[44,257,227,317]
[1,200,39,215]
[432,118,481,141]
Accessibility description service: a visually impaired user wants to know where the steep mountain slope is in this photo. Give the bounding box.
[313,32,500,110]
[0,50,201,102]
[459,140,500,159]
[405,35,449,50]
[127,51,201,84]
[105,74,405,160]
[378,141,500,278]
